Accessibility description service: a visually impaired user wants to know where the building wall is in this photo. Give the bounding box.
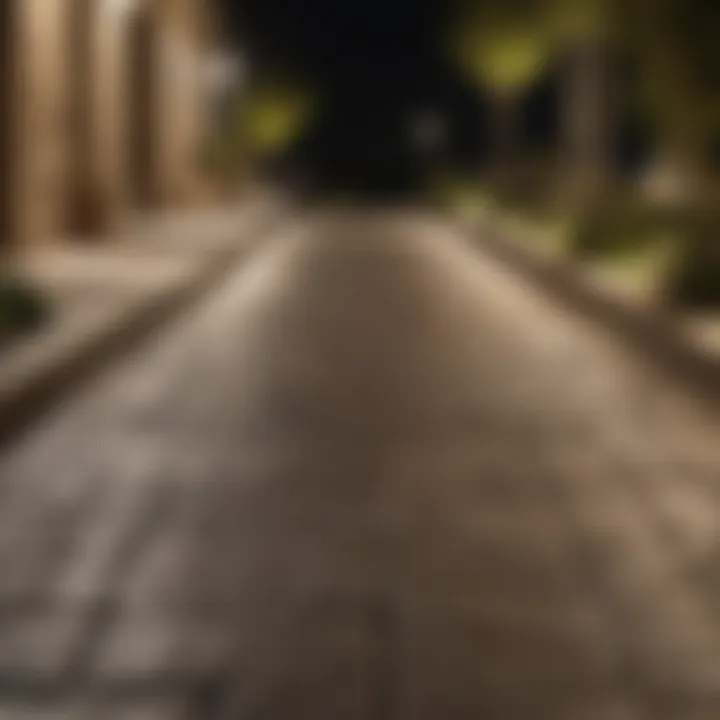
[16,0,70,249]
[95,0,130,222]
[3,0,214,253]
[0,0,16,252]
[155,0,208,205]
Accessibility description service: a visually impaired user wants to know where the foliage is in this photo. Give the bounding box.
[443,0,720,310]
[545,0,614,44]
[425,171,495,214]
[448,0,555,92]
[0,273,49,341]
[198,76,319,187]
[619,0,720,168]
[568,197,683,259]
[242,79,318,157]
[663,214,720,308]
[452,25,553,93]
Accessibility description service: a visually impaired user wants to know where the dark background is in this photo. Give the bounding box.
[218,0,649,197]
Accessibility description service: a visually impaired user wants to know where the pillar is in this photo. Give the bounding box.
[0,0,16,256]
[64,0,111,237]
[154,0,207,206]
[15,0,69,249]
[125,3,160,209]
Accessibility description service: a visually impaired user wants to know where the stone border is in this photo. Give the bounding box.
[466,218,720,411]
[0,209,284,450]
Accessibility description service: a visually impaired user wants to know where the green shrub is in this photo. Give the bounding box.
[568,199,681,260]
[663,215,720,309]
[0,274,50,341]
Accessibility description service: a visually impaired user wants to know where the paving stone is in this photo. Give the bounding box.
[75,699,187,720]
[0,707,83,720]
[0,605,80,681]
[0,210,717,717]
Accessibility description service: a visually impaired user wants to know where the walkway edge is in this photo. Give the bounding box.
[0,209,283,450]
[466,218,720,409]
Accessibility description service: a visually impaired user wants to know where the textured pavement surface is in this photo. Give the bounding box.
[0,206,269,400]
[0,210,718,719]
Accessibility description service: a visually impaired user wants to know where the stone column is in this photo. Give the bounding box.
[94,0,132,223]
[16,0,69,249]
[64,0,111,237]
[95,0,214,218]
[125,2,161,210]
[154,0,207,206]
[0,0,17,257]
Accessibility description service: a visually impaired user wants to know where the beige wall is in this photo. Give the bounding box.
[4,0,215,252]
[0,0,16,252]
[155,0,214,206]
[156,12,205,204]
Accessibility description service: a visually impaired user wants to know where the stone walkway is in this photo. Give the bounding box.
[484,208,720,365]
[0,203,274,431]
[0,210,718,718]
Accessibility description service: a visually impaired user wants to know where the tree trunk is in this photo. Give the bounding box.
[662,128,720,308]
[563,40,614,211]
[490,90,522,200]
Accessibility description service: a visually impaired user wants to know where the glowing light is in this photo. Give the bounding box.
[410,110,446,153]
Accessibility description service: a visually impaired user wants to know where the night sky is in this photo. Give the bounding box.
[214,0,469,193]
[222,0,447,86]
[218,0,565,196]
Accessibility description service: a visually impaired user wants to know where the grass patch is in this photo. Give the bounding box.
[567,200,682,261]
[425,174,497,217]
[450,183,720,311]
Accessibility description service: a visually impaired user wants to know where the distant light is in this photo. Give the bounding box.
[410,110,446,154]
[204,52,248,94]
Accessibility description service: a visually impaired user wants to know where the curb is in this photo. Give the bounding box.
[468,219,720,411]
[0,209,284,450]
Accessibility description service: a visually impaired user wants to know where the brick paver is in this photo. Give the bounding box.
[0,210,717,718]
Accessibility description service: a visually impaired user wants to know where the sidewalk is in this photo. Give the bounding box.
[461,207,720,407]
[0,199,280,446]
